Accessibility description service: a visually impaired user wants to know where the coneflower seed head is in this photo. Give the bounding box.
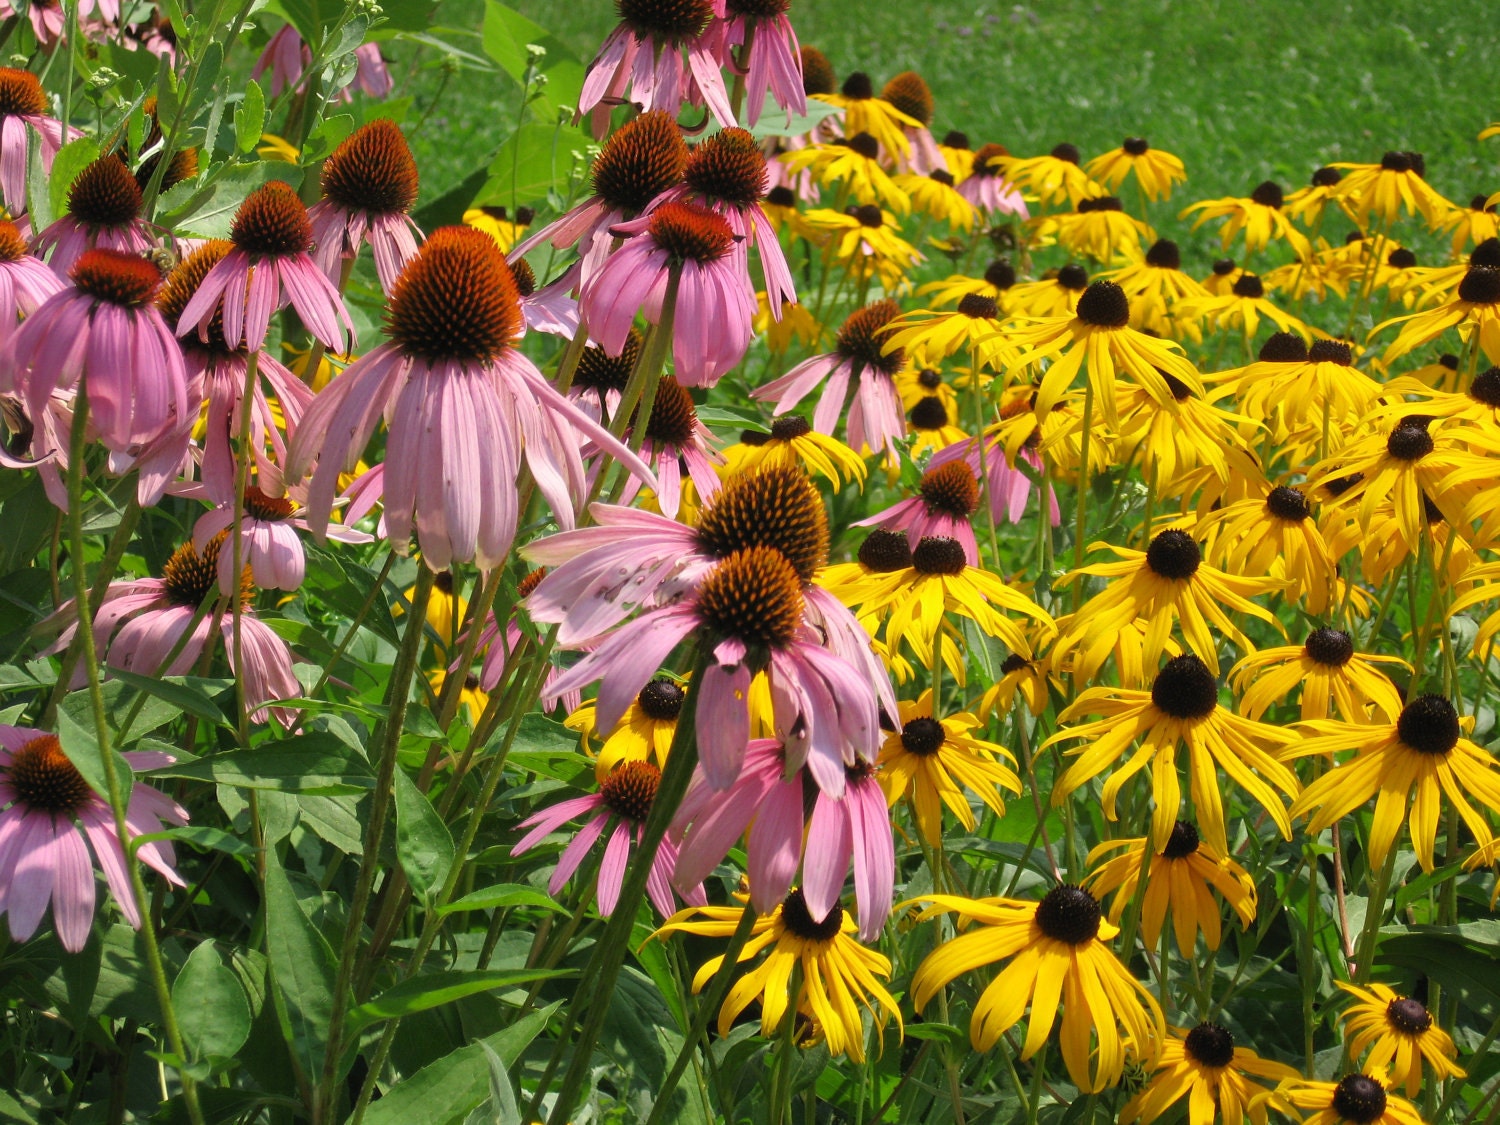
[615,0,713,42]
[641,375,698,446]
[386,226,522,362]
[231,181,313,257]
[67,156,142,226]
[71,248,163,306]
[158,240,235,348]
[881,70,933,125]
[647,200,735,263]
[321,118,419,214]
[696,464,828,584]
[919,460,979,518]
[696,546,804,650]
[684,127,767,206]
[8,734,93,813]
[592,110,688,216]
[600,760,659,822]
[0,68,46,117]
[799,46,835,96]
[835,298,904,375]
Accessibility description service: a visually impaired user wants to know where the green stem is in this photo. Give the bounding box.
[66,378,203,1125]
[1351,844,1398,984]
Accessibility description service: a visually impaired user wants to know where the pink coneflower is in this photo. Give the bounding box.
[511,760,706,917]
[569,330,642,423]
[0,220,67,344]
[509,257,580,340]
[928,424,1060,527]
[0,726,186,952]
[252,26,391,101]
[577,0,734,139]
[192,484,370,593]
[881,72,944,174]
[287,226,656,570]
[177,181,355,353]
[349,43,393,100]
[510,110,688,285]
[545,545,879,796]
[156,240,313,504]
[32,156,155,275]
[307,118,422,294]
[581,200,755,388]
[753,299,907,461]
[613,375,722,518]
[48,532,301,726]
[855,459,981,565]
[671,739,893,939]
[957,143,1029,218]
[1,248,189,454]
[651,126,795,312]
[719,0,805,128]
[0,68,76,214]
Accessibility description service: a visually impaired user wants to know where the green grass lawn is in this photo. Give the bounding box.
[399,0,1498,231]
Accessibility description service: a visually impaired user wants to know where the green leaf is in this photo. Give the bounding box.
[347,969,569,1036]
[25,128,51,230]
[133,825,258,858]
[55,698,132,803]
[0,475,60,577]
[47,137,102,221]
[437,884,566,916]
[174,941,253,1061]
[477,1042,523,1125]
[474,122,591,209]
[144,732,373,794]
[480,1,585,117]
[158,161,293,239]
[109,670,231,728]
[236,80,266,155]
[361,1002,559,1125]
[392,767,455,900]
[745,93,840,141]
[902,1022,968,1046]
[262,848,337,1085]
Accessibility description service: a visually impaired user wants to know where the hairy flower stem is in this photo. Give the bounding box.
[66,378,204,1125]
[534,650,709,1125]
[317,564,434,1125]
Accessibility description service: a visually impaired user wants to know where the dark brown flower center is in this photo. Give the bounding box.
[1308,339,1352,366]
[857,529,912,572]
[1397,695,1460,756]
[7,734,94,813]
[1470,239,1500,269]
[321,118,419,214]
[599,759,660,822]
[592,110,688,216]
[510,258,536,297]
[685,127,767,207]
[1076,280,1130,327]
[909,396,949,430]
[1470,367,1500,406]
[1321,472,1364,499]
[851,202,884,228]
[1151,654,1219,720]
[67,157,142,227]
[840,72,873,100]
[158,239,235,348]
[1312,166,1343,187]
[1232,273,1265,299]
[899,716,945,756]
[1212,258,1237,276]
[942,130,970,150]
[0,220,25,261]
[1459,266,1500,305]
[911,536,966,576]
[1050,142,1080,164]
[387,226,522,363]
[957,293,998,320]
[766,185,797,208]
[642,376,698,448]
[1266,485,1310,521]
[71,248,163,306]
[1145,239,1181,270]
[1162,820,1200,859]
[1183,1022,1235,1068]
[231,181,312,257]
[1387,247,1416,269]
[770,415,812,441]
[835,299,904,375]
[615,0,713,42]
[161,532,250,608]
[972,143,1008,176]
[1304,627,1354,667]
[984,259,1017,290]
[845,132,880,160]
[1380,150,1411,173]
[0,68,46,117]
[1385,423,1433,462]
[929,168,955,187]
[1000,653,1030,675]
[696,547,804,650]
[1145,529,1201,580]
[1035,884,1101,944]
[919,461,979,518]
[881,70,933,125]
[1256,332,1307,363]
[648,200,735,263]
[245,486,295,521]
[1056,263,1089,290]
[576,330,642,396]
[724,0,789,17]
[695,465,829,585]
[1122,137,1150,156]
[799,47,835,96]
[780,887,843,941]
[516,567,547,599]
[637,677,685,721]
[918,368,942,389]
[1250,180,1284,208]
[1385,997,1431,1035]
[1332,1075,1387,1124]
[1076,195,1123,213]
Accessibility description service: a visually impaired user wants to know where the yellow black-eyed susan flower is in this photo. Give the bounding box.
[782,133,910,213]
[1329,150,1453,228]
[1003,142,1099,208]
[800,202,922,290]
[1009,261,1092,317]
[1051,195,1154,263]
[1376,264,1500,367]
[1175,272,1314,343]
[1120,1022,1297,1125]
[568,675,685,781]
[1284,166,1355,228]
[1198,484,1337,613]
[1181,180,1312,257]
[1097,238,1209,338]
[1085,137,1188,203]
[1261,1072,1427,1125]
[1338,982,1465,1098]
[1230,627,1407,724]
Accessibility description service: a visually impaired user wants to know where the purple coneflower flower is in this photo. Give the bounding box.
[753,299,907,461]
[581,200,755,388]
[509,256,580,340]
[156,239,313,505]
[612,375,722,518]
[1,248,189,454]
[671,739,894,939]
[578,0,734,139]
[0,68,77,215]
[307,118,423,295]
[253,26,391,101]
[856,459,982,566]
[568,330,642,423]
[287,226,656,571]
[48,533,302,727]
[719,0,804,128]
[192,484,369,594]
[650,125,794,313]
[957,143,1029,218]
[0,726,186,952]
[881,71,944,174]
[0,219,66,344]
[32,156,155,276]
[511,110,688,285]
[511,760,706,917]
[178,180,355,353]
[928,426,1060,527]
